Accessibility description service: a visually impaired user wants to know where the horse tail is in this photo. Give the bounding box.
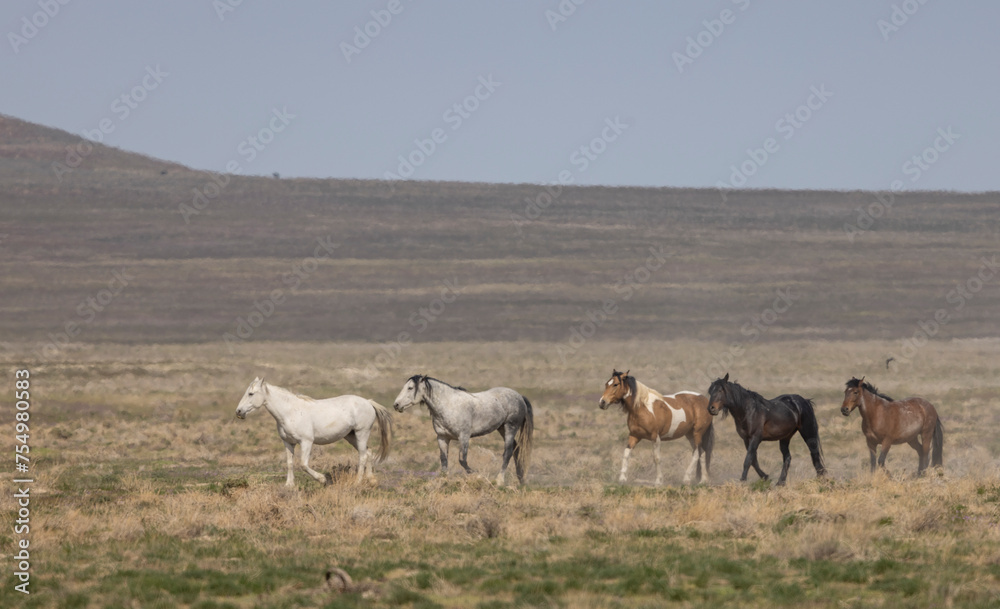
[932,416,944,468]
[369,400,393,463]
[796,397,827,476]
[515,396,534,476]
[702,418,715,477]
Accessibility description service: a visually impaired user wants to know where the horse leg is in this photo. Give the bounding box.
[776,438,792,486]
[352,429,372,483]
[909,437,927,476]
[866,437,879,473]
[803,433,826,477]
[513,441,525,485]
[653,436,663,486]
[458,434,475,474]
[683,434,700,485]
[877,439,892,470]
[283,441,296,487]
[437,436,450,475]
[496,426,516,487]
[299,440,329,485]
[619,436,640,483]
[742,436,768,481]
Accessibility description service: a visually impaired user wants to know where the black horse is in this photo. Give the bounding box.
[707,374,826,485]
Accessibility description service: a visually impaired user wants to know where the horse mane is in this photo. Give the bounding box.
[707,377,771,420]
[414,375,468,393]
[619,374,639,413]
[845,377,893,401]
[263,382,316,402]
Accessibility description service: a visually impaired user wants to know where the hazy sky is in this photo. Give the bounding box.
[3,1,998,191]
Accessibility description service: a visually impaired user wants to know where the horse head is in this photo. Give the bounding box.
[394,374,430,412]
[706,373,730,417]
[598,369,631,410]
[235,377,266,419]
[841,376,865,416]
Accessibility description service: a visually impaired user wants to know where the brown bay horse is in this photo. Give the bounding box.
[841,377,943,475]
[599,370,714,485]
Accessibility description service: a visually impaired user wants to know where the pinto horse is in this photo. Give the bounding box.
[598,370,714,485]
[707,374,825,485]
[841,377,943,475]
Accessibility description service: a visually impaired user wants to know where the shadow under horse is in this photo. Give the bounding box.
[707,374,826,485]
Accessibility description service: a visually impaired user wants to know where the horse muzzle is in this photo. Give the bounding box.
[236,411,246,420]
[840,407,851,416]
[393,402,404,413]
[598,399,609,410]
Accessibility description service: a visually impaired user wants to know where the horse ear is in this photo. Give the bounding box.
[859,376,865,387]
[624,370,629,378]
[723,373,729,382]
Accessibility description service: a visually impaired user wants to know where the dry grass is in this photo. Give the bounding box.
[4,338,1000,607]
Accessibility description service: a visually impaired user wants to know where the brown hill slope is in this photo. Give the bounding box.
[0,115,997,351]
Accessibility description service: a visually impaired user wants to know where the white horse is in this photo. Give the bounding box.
[392,375,533,486]
[235,377,393,486]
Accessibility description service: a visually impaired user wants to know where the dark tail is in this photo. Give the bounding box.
[515,397,534,478]
[795,396,827,476]
[702,421,715,478]
[932,417,944,468]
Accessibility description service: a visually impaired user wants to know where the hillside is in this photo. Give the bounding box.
[0,114,997,350]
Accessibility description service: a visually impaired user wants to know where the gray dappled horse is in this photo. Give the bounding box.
[393,375,533,486]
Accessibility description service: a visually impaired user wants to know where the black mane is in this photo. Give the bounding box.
[414,374,468,393]
[845,377,893,401]
[708,376,773,420]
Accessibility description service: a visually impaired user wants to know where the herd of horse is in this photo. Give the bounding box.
[235,370,944,487]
